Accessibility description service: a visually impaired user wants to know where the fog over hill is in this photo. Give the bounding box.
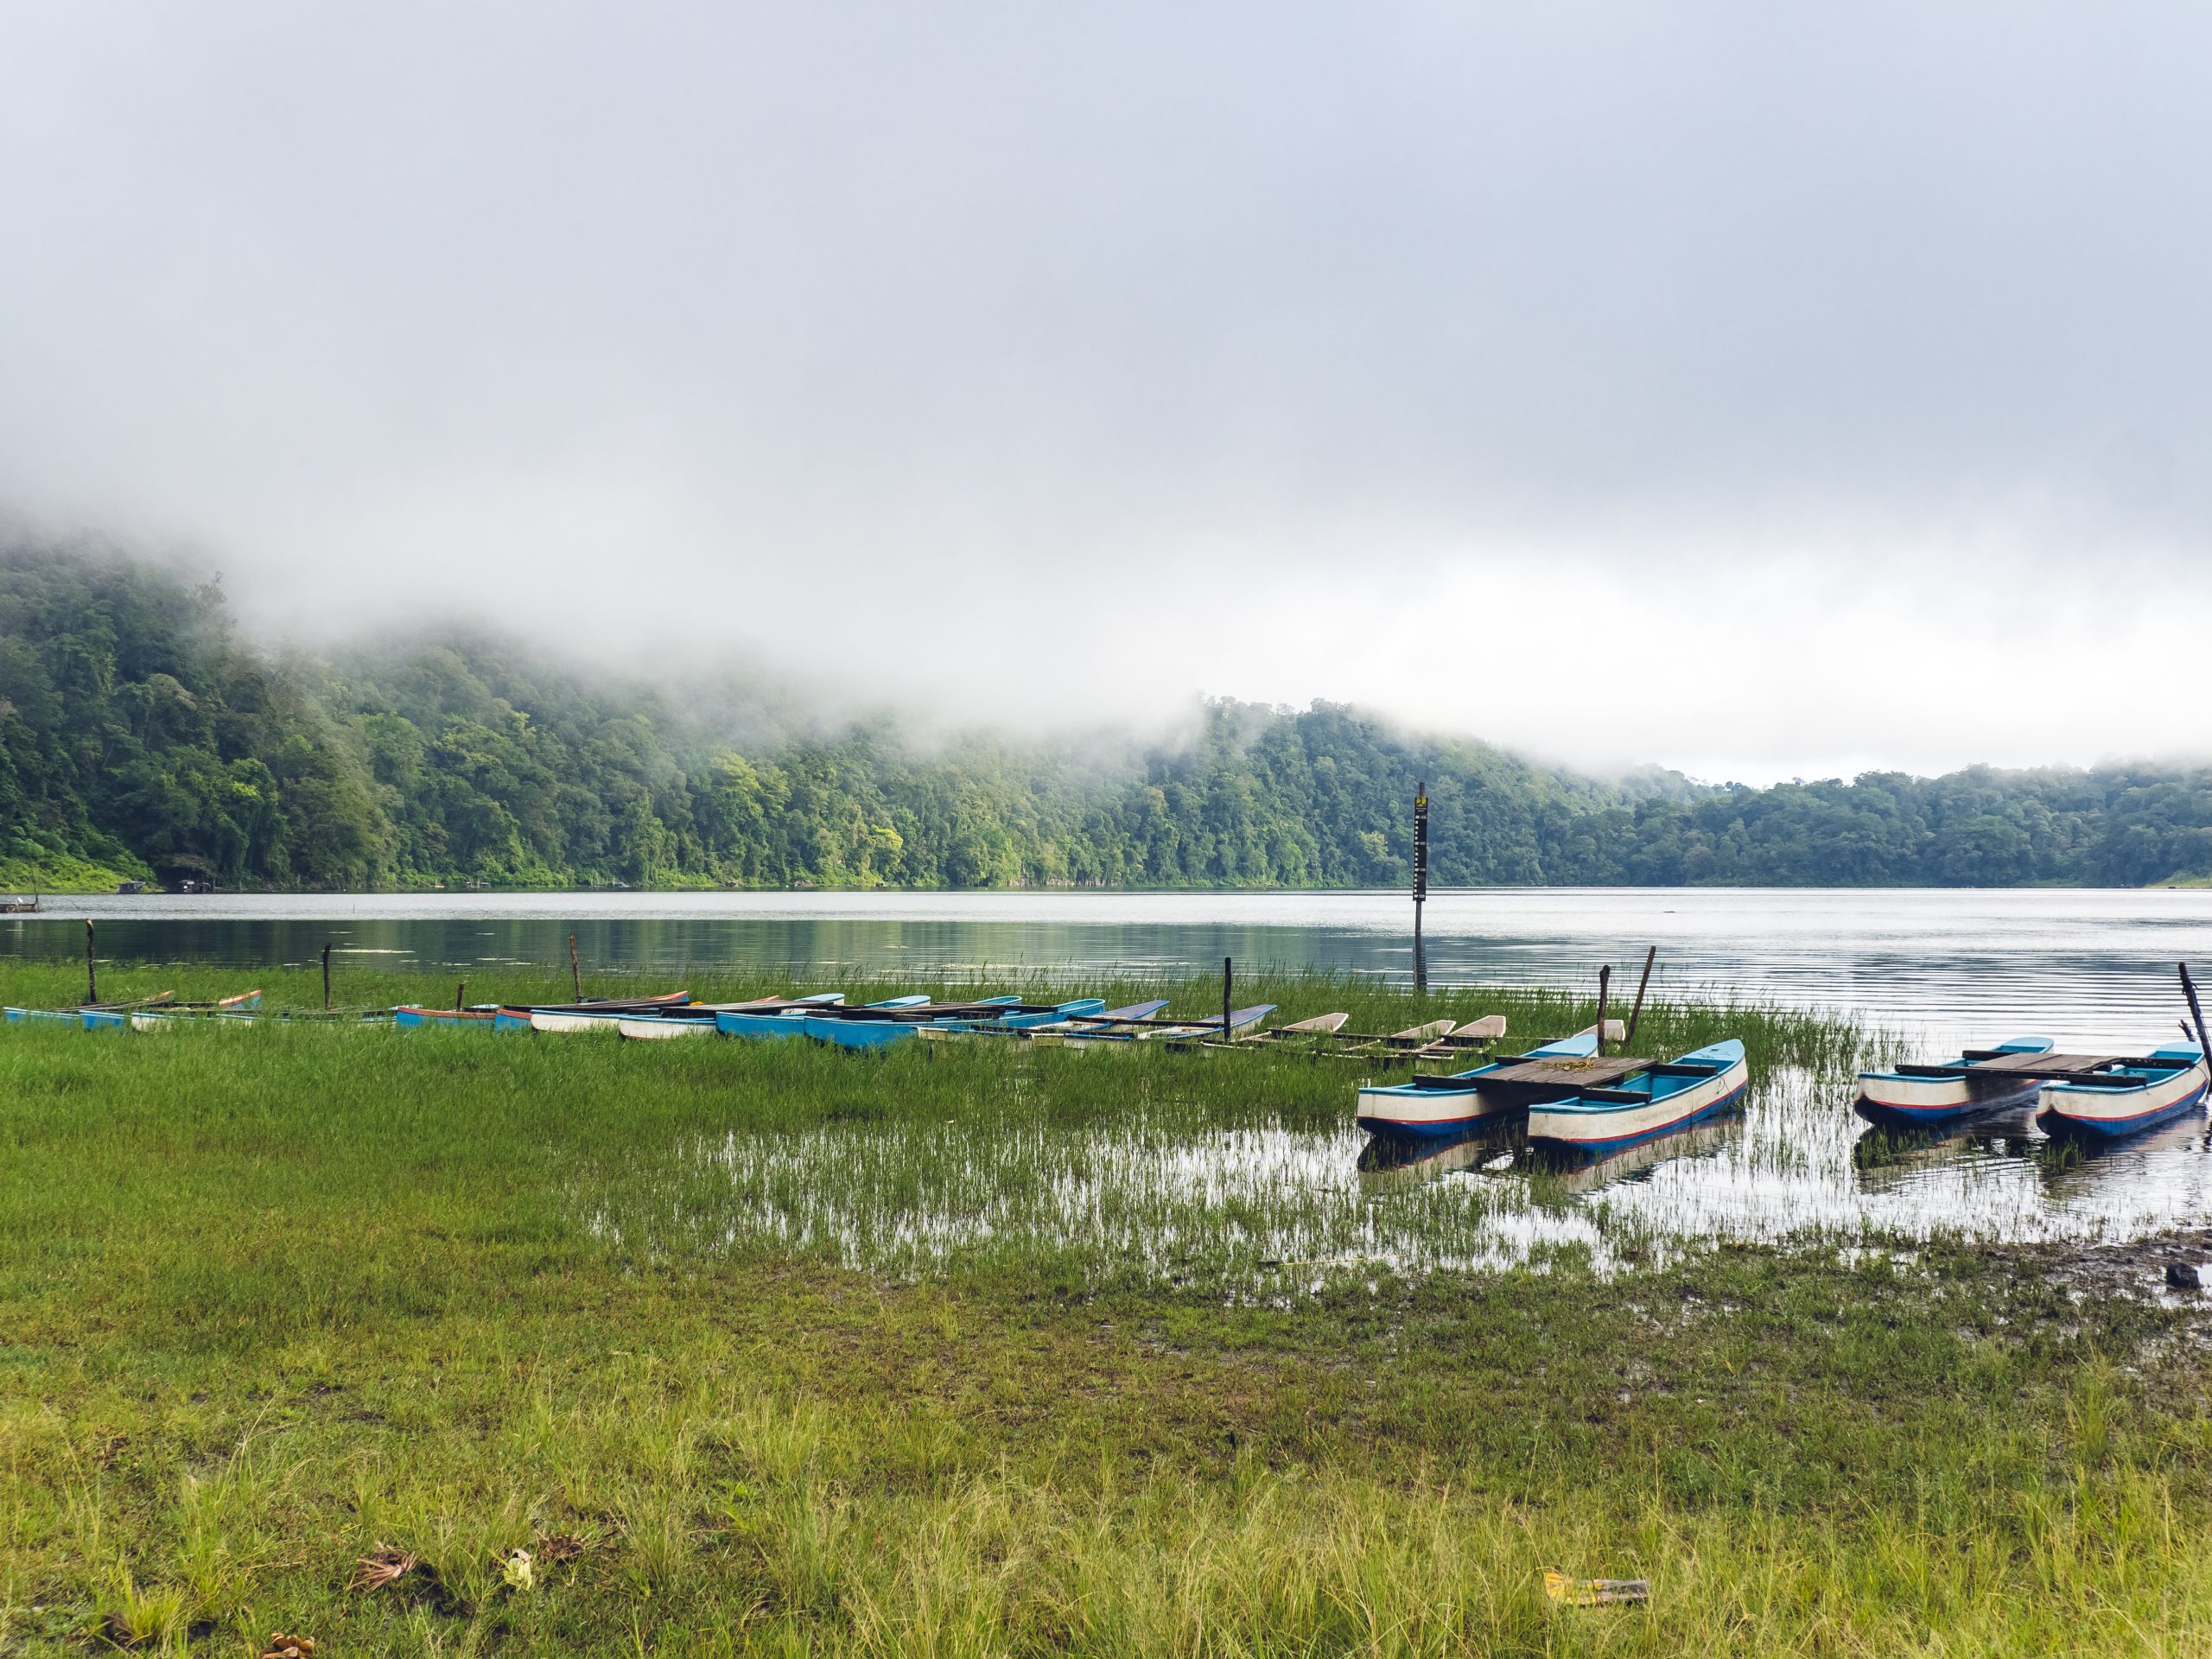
[5,6,2212,782]
[4,543,2209,893]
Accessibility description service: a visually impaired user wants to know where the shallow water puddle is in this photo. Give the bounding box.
[585,1065,2212,1286]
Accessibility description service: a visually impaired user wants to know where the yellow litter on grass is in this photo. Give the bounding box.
[1544,1568,1650,1606]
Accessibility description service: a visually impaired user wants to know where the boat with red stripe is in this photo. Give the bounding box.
[1525,1039,1751,1158]
[1355,1033,1597,1137]
[1855,1037,2054,1129]
[2037,1044,2208,1141]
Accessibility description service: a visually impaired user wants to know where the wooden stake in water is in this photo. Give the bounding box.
[84,918,97,1007]
[322,943,333,1012]
[2181,963,2212,1063]
[1594,963,1611,1058]
[1223,957,1233,1037]
[1624,945,1657,1048]
[569,931,582,1001]
[455,980,466,1013]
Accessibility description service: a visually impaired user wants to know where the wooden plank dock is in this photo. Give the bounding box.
[1433,1053,1656,1104]
[1894,1052,2173,1086]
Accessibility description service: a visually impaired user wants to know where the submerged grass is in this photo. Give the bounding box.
[2,963,2206,1653]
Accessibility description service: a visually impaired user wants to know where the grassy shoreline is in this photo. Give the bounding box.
[3,970,2207,1654]
[0,851,147,896]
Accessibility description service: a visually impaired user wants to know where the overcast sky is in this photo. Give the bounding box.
[3,3,2208,784]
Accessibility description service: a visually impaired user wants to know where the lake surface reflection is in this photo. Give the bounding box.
[11,887,2212,1051]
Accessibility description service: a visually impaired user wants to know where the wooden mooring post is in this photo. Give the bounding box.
[1624,945,1657,1048]
[1593,963,1611,1058]
[570,931,582,1001]
[454,980,466,1013]
[84,918,97,1007]
[322,943,333,1012]
[2182,963,2211,1060]
[1222,956,1233,1037]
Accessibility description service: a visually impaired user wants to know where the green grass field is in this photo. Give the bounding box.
[3,966,2209,1655]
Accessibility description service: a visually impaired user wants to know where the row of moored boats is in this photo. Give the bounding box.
[1351,1027,2211,1154]
[1855,1037,2210,1141]
[16,983,2207,1151]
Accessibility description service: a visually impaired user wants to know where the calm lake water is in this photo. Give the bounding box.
[13,887,2211,1049]
[14,887,2212,1269]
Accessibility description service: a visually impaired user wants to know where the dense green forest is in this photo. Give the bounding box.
[3,543,2209,891]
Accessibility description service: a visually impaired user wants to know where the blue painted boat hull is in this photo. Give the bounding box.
[393,1007,502,1029]
[715,1011,814,1039]
[1853,1077,2043,1132]
[1535,1077,1751,1159]
[2038,1079,2209,1141]
[1526,1039,1751,1159]
[803,1016,922,1048]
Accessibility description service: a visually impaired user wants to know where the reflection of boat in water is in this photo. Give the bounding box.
[1854,1036,2054,1128]
[1850,1122,2039,1189]
[1532,1120,1741,1195]
[2033,1114,2207,1190]
[1355,1123,1519,1193]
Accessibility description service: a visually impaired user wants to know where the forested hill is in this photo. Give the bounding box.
[3,543,2209,891]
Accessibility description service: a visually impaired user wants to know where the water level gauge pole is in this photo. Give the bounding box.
[1412,781,1429,995]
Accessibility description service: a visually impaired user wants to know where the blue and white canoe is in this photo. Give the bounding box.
[804,995,994,1048]
[926,1000,1174,1046]
[2037,1044,2209,1141]
[589,992,845,1037]
[394,1004,505,1029]
[9,999,187,1029]
[611,995,835,1039]
[617,1005,751,1039]
[494,990,702,1032]
[940,996,1097,1032]
[1070,1003,1277,1046]
[1355,1033,1599,1138]
[810,997,1107,1048]
[715,994,1021,1046]
[9,992,200,1028]
[1525,1039,1751,1157]
[1855,1037,2056,1129]
[1049,998,1173,1034]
